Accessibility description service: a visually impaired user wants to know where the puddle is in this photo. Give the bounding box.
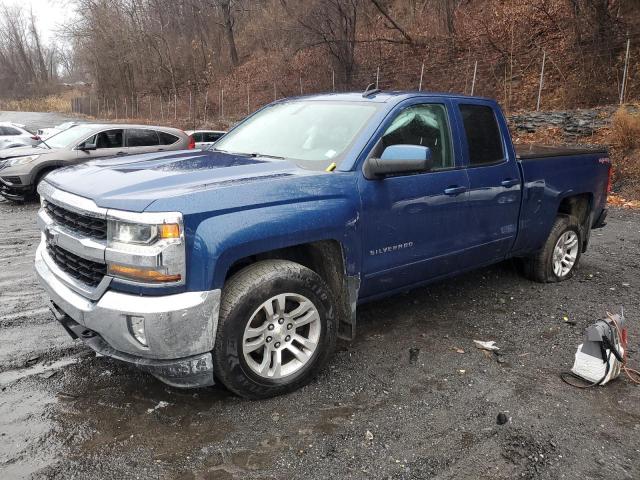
[0,357,79,386]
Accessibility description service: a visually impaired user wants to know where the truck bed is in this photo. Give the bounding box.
[515,144,607,160]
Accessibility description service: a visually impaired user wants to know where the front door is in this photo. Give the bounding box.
[358,101,471,298]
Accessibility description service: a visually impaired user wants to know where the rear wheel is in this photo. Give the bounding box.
[213,260,336,399]
[522,214,582,283]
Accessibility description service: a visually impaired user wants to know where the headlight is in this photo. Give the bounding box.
[7,154,39,166]
[106,213,185,285]
[109,221,158,245]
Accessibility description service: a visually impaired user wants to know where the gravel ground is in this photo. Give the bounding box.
[0,196,639,480]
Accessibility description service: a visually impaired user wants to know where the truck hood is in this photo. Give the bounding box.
[44,149,314,211]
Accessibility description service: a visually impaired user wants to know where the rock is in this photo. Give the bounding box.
[496,412,509,425]
[365,430,374,441]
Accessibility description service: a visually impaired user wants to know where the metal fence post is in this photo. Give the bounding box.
[204,90,209,125]
[418,61,424,91]
[376,66,380,89]
[470,60,478,96]
[332,69,335,92]
[246,84,250,115]
[160,95,164,121]
[536,50,546,111]
[620,37,631,105]
[221,89,224,119]
[174,93,177,120]
[300,75,303,95]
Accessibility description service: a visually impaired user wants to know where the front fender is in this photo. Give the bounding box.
[185,198,361,291]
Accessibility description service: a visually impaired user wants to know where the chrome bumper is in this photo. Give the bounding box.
[35,243,221,388]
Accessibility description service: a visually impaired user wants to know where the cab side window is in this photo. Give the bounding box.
[380,104,453,170]
[191,132,204,142]
[459,104,504,166]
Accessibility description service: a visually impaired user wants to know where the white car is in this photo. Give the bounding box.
[186,130,226,149]
[0,123,40,149]
[37,121,81,140]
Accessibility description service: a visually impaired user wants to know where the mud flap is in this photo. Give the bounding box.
[337,275,359,341]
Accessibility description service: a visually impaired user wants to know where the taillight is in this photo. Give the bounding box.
[606,166,613,195]
[187,135,195,149]
[31,135,40,141]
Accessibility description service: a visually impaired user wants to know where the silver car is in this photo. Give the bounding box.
[0,123,192,201]
[0,122,40,149]
[185,129,226,149]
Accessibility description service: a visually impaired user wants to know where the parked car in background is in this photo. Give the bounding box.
[37,121,82,140]
[0,122,40,149]
[0,123,193,201]
[186,129,226,149]
[34,92,610,398]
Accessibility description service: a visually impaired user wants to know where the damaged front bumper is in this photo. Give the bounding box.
[35,244,221,388]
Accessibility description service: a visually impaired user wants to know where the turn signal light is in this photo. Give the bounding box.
[159,223,180,239]
[108,264,182,283]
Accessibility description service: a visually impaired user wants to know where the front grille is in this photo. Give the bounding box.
[46,241,107,287]
[2,176,21,185]
[44,201,107,239]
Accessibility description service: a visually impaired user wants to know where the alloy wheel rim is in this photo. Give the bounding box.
[552,230,579,278]
[242,293,321,379]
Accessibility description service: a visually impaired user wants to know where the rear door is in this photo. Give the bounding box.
[125,128,162,155]
[454,101,521,264]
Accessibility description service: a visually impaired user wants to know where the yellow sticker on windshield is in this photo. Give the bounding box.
[325,162,337,172]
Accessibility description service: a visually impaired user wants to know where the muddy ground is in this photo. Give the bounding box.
[1,199,639,480]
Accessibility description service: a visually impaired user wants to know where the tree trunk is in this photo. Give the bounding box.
[221,1,239,67]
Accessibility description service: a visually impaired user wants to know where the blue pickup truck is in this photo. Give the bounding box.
[35,91,610,398]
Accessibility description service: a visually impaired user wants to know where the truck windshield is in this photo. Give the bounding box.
[213,101,379,170]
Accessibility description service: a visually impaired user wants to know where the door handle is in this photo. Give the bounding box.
[501,178,519,188]
[444,186,467,196]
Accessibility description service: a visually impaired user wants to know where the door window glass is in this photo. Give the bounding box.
[127,129,159,147]
[158,131,179,145]
[0,126,21,136]
[459,104,504,166]
[95,129,124,149]
[203,132,222,142]
[381,104,453,170]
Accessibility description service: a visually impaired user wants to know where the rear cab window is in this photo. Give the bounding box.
[459,104,504,166]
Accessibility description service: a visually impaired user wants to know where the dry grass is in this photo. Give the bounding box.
[0,90,79,113]
[610,107,640,150]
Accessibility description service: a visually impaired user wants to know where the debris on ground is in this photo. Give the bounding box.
[146,401,171,414]
[474,340,500,352]
[365,430,374,441]
[409,347,420,363]
[453,347,465,354]
[497,412,509,425]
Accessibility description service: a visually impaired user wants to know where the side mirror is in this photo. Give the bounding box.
[364,144,433,179]
[79,141,97,151]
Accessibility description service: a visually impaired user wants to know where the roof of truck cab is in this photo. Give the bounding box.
[284,91,494,103]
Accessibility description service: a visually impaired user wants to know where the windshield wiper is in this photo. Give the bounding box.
[212,148,285,160]
[247,152,285,160]
[37,138,52,149]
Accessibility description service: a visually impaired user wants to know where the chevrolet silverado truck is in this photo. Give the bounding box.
[34,91,610,399]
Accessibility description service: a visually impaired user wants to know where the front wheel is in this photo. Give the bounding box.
[522,214,582,283]
[213,260,337,399]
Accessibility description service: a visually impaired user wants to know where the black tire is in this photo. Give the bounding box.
[213,260,337,399]
[522,214,582,283]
